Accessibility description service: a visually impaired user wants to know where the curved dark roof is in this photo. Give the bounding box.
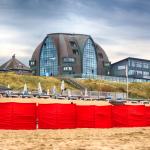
[95,43,109,61]
[32,33,109,58]
[31,33,109,75]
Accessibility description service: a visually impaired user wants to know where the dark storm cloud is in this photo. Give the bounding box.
[0,0,150,65]
[1,0,150,32]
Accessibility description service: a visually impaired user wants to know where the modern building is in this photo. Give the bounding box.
[111,57,150,81]
[0,55,31,74]
[29,33,110,77]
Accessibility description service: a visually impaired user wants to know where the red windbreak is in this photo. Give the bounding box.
[127,105,146,127]
[56,104,76,129]
[0,102,149,130]
[95,105,112,128]
[13,103,36,130]
[112,105,128,127]
[0,103,36,130]
[0,103,12,129]
[76,105,95,128]
[38,104,76,129]
[146,106,150,126]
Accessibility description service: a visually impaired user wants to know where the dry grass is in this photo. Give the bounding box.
[0,72,150,99]
[0,72,74,91]
[0,128,150,150]
[77,79,150,99]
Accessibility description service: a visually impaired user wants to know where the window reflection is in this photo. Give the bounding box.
[40,37,58,76]
[83,38,97,76]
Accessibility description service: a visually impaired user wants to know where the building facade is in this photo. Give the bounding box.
[111,57,150,81]
[30,33,110,77]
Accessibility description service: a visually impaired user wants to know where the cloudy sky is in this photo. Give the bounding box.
[0,0,150,66]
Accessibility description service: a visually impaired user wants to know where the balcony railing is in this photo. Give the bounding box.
[59,74,150,83]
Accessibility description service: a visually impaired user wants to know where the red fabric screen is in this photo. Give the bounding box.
[0,103,36,130]
[127,105,146,127]
[0,103,149,130]
[38,104,57,129]
[13,103,36,130]
[95,106,112,128]
[0,103,12,129]
[145,106,150,126]
[76,105,95,128]
[112,105,128,127]
[38,104,76,129]
[56,104,76,129]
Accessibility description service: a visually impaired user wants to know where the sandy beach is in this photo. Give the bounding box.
[0,97,111,105]
[0,97,149,106]
[0,128,149,150]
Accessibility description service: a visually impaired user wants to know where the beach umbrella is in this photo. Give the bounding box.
[38,82,43,95]
[6,84,11,95]
[7,84,10,89]
[84,88,88,97]
[67,89,71,97]
[52,85,56,95]
[47,89,50,95]
[23,83,28,95]
[61,80,65,92]
[7,84,10,93]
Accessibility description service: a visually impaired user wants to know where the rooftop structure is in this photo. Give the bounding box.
[0,55,31,74]
[30,33,110,77]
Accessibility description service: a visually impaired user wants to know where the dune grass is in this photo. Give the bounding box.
[0,72,149,99]
[0,72,74,92]
[77,79,150,99]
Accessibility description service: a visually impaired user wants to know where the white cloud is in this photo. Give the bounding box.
[0,0,150,66]
[0,25,32,58]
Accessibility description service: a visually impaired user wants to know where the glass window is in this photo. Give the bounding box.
[72,49,79,55]
[63,57,75,63]
[128,60,130,66]
[143,71,149,76]
[29,60,36,66]
[131,61,135,67]
[118,65,126,70]
[143,63,149,69]
[40,37,58,76]
[136,61,142,68]
[104,62,110,67]
[136,70,142,75]
[31,61,35,65]
[128,70,135,75]
[82,38,97,76]
[63,66,72,71]
[70,41,77,48]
